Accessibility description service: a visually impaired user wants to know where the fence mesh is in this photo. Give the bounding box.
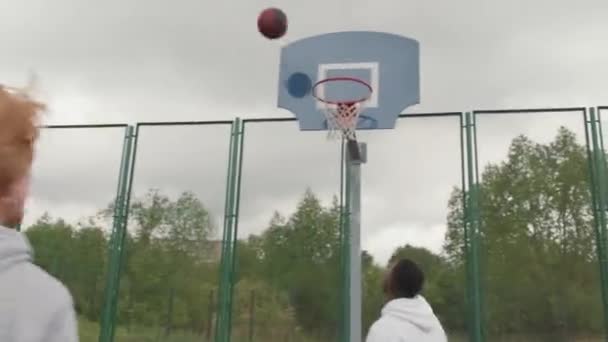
[20,108,608,342]
[115,124,231,342]
[358,115,468,340]
[234,120,342,342]
[23,126,125,342]
[475,110,603,341]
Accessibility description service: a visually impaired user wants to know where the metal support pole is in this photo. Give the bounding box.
[585,107,608,337]
[347,141,366,342]
[248,289,255,342]
[340,139,350,342]
[463,112,483,342]
[215,121,237,342]
[216,118,244,342]
[226,119,245,338]
[99,125,136,342]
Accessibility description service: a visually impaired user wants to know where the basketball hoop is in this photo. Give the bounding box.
[312,77,372,140]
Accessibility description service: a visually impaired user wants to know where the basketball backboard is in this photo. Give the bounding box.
[278,31,420,131]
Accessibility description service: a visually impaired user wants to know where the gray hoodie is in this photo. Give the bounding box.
[0,226,78,342]
[366,296,447,342]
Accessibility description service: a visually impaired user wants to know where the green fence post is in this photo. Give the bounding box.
[226,118,245,341]
[248,289,255,342]
[216,118,243,342]
[215,120,236,342]
[594,108,608,268]
[207,289,215,341]
[459,113,473,337]
[463,112,484,342]
[99,126,128,342]
[165,286,175,337]
[109,124,138,342]
[99,125,136,342]
[584,107,608,338]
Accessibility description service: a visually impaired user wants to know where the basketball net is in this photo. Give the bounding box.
[312,76,372,141]
[321,101,365,140]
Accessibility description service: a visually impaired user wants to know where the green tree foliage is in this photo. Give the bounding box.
[231,278,298,341]
[26,214,107,321]
[245,190,343,339]
[362,251,384,332]
[444,127,602,338]
[114,189,220,332]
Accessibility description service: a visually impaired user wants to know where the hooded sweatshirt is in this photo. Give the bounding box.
[0,226,78,342]
[366,295,447,342]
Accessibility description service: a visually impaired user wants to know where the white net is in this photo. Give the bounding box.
[321,101,366,140]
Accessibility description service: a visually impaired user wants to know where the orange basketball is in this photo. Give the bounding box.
[257,8,287,39]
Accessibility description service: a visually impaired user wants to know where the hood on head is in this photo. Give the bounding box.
[381,296,441,333]
[0,226,32,273]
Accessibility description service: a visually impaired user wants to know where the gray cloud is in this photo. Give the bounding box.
[5,0,607,265]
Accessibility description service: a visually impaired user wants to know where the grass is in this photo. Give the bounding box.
[79,318,201,342]
[79,317,328,342]
[79,318,604,342]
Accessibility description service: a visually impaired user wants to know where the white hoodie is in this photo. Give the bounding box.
[0,226,79,342]
[366,295,447,342]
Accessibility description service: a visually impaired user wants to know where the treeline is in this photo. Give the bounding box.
[23,127,605,341]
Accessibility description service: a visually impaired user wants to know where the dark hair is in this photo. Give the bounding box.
[385,258,424,299]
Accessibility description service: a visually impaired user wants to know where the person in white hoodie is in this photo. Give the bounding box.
[0,85,79,342]
[366,258,447,342]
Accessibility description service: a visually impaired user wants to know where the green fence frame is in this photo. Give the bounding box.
[18,123,130,342]
[469,107,608,342]
[96,120,238,342]
[26,107,608,342]
[586,107,608,338]
[20,123,131,342]
[216,118,245,342]
[240,117,350,342]
[19,123,128,234]
[99,125,135,342]
[460,112,484,342]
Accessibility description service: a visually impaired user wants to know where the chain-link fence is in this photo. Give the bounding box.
[22,107,608,342]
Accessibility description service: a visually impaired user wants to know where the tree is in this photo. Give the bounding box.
[25,214,108,321]
[26,214,75,279]
[231,278,299,341]
[71,224,107,320]
[362,251,384,333]
[23,125,606,341]
[251,189,343,338]
[388,244,444,276]
[101,189,220,331]
[443,127,602,337]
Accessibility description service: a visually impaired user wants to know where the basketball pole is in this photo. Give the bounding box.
[347,140,366,342]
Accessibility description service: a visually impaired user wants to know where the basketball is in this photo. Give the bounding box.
[257,8,287,39]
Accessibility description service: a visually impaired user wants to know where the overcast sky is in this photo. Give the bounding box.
[3,0,607,266]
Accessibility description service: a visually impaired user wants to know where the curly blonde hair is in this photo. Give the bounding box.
[0,86,44,199]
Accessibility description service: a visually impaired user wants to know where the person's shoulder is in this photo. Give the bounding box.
[366,316,398,342]
[17,263,74,311]
[1,263,78,341]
